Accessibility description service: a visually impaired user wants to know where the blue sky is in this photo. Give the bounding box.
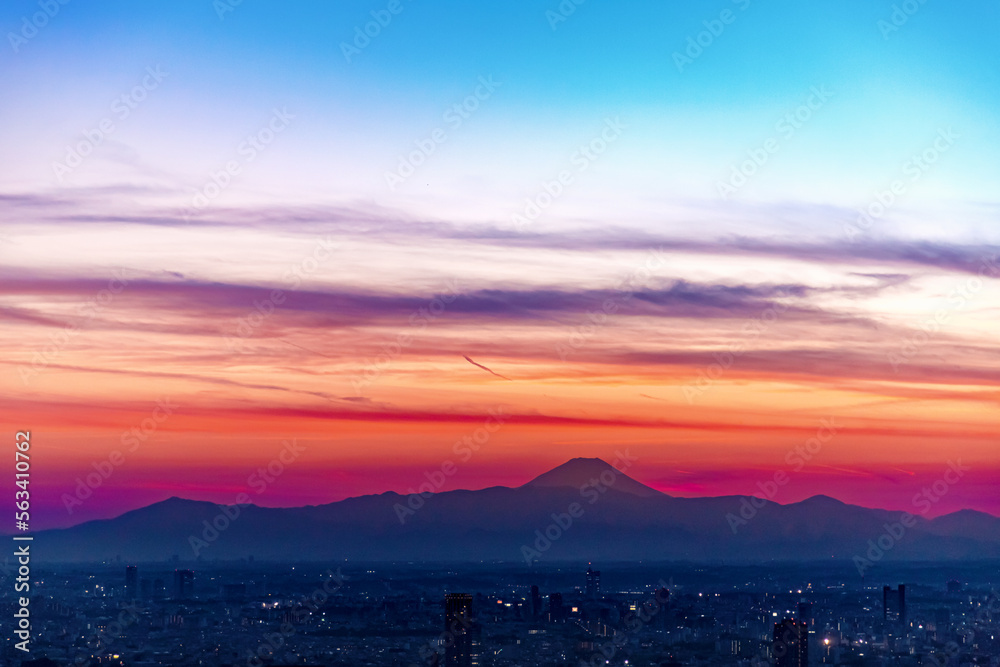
[2,0,998,226]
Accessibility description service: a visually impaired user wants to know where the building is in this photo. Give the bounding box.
[883,584,906,626]
[173,569,194,599]
[585,567,601,598]
[773,618,808,667]
[125,565,137,598]
[797,600,812,626]
[548,592,564,622]
[530,585,542,619]
[934,608,951,640]
[899,584,906,627]
[444,593,478,666]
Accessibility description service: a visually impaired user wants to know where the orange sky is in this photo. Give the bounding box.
[2,220,998,528]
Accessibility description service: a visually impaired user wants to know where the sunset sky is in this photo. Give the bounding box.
[2,0,999,529]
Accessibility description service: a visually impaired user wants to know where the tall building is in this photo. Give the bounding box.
[797,601,812,626]
[124,565,137,598]
[548,592,564,622]
[585,567,601,598]
[444,593,477,666]
[173,569,194,599]
[883,584,906,626]
[530,585,542,619]
[773,618,808,667]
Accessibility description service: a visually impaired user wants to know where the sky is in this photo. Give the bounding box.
[1,0,999,529]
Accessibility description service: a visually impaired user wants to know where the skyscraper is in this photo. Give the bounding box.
[530,585,542,619]
[585,567,601,598]
[773,618,808,667]
[548,592,564,622]
[173,569,194,599]
[883,584,906,626]
[444,593,477,666]
[797,601,812,626]
[124,565,137,599]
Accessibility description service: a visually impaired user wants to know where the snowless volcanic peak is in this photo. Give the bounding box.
[521,457,664,497]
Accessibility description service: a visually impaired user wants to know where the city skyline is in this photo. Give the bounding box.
[4,2,999,665]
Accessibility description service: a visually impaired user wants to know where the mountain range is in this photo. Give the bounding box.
[33,458,1000,566]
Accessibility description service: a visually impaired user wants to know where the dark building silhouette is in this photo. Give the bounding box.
[530,585,542,619]
[773,618,808,667]
[797,600,812,626]
[444,593,477,666]
[899,584,906,627]
[173,569,194,599]
[548,592,564,622]
[585,567,601,598]
[656,586,671,628]
[125,565,137,598]
[883,584,906,626]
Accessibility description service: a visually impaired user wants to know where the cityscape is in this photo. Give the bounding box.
[3,561,998,665]
[3,1,1000,666]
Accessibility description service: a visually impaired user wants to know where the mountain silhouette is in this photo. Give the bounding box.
[522,457,663,497]
[26,460,1000,564]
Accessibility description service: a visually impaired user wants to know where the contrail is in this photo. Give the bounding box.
[281,339,337,359]
[463,355,511,380]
